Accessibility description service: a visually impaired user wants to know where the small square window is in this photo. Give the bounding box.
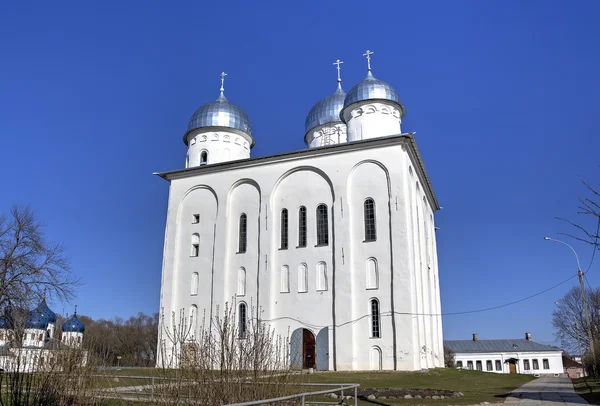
[192,214,199,224]
[456,361,463,368]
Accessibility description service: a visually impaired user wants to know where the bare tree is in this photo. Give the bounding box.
[444,346,455,368]
[552,286,600,353]
[0,205,80,310]
[558,176,600,250]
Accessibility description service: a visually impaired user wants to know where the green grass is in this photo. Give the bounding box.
[573,377,600,404]
[301,368,535,404]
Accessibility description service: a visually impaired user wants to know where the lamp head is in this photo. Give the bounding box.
[543,237,551,240]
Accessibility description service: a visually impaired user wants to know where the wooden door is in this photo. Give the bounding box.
[302,329,316,369]
[509,361,516,374]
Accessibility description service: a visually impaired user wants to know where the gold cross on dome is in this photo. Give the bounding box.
[333,59,344,82]
[363,50,374,71]
[220,72,227,92]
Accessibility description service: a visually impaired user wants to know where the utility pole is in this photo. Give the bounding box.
[579,268,597,376]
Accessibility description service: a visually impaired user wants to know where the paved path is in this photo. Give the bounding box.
[504,377,588,405]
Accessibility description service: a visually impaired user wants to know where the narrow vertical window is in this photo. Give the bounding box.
[280,209,288,249]
[238,214,247,253]
[364,198,377,242]
[191,272,199,295]
[190,305,198,336]
[186,155,189,168]
[532,359,539,370]
[192,214,199,224]
[200,151,208,165]
[366,258,379,290]
[298,206,307,247]
[191,234,199,257]
[495,360,502,371]
[238,303,247,339]
[316,262,327,291]
[280,265,289,293]
[523,359,530,370]
[370,299,380,338]
[316,204,329,246]
[476,360,482,371]
[298,263,307,293]
[486,360,493,371]
[543,359,549,369]
[467,361,473,370]
[237,267,246,296]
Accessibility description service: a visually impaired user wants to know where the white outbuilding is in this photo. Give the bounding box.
[156,53,444,371]
[445,333,565,375]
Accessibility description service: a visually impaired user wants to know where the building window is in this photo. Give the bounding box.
[532,359,539,370]
[523,359,530,370]
[200,151,208,165]
[298,206,307,247]
[456,361,463,368]
[191,272,199,295]
[298,263,307,293]
[467,361,473,370]
[316,262,327,291]
[280,209,288,249]
[316,204,328,246]
[238,214,247,253]
[486,360,493,371]
[238,303,247,339]
[190,305,197,334]
[237,267,246,296]
[366,258,379,289]
[192,214,199,224]
[495,360,502,371]
[191,234,199,257]
[186,155,189,168]
[476,360,482,371]
[543,359,549,369]
[370,299,380,338]
[364,198,376,242]
[280,265,289,293]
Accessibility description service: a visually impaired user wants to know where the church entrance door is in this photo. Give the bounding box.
[302,329,316,369]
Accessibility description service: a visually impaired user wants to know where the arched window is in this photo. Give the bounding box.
[191,234,200,257]
[190,305,198,336]
[298,263,308,293]
[280,265,289,293]
[316,204,329,246]
[370,346,382,370]
[370,299,380,338]
[280,209,288,249]
[191,272,199,295]
[364,198,376,242]
[238,303,247,339]
[77,336,81,344]
[200,151,208,165]
[316,262,327,291]
[238,214,247,253]
[237,267,246,296]
[298,206,307,247]
[366,258,379,290]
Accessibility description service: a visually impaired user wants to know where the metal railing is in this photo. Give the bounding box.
[225,383,360,405]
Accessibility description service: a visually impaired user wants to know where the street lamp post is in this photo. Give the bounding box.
[544,236,597,375]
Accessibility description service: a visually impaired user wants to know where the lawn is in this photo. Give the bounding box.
[301,368,535,404]
[573,377,600,404]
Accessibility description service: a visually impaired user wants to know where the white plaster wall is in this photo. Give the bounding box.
[62,331,83,347]
[186,130,252,167]
[306,123,347,148]
[157,137,441,370]
[23,328,45,348]
[343,102,402,142]
[454,351,564,375]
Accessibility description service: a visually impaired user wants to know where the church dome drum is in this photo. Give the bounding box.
[62,314,85,333]
[341,71,406,120]
[183,93,253,146]
[304,85,346,136]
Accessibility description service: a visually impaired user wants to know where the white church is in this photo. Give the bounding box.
[156,51,444,371]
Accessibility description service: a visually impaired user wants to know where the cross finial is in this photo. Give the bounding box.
[74,304,77,315]
[363,50,374,71]
[333,59,344,83]
[220,72,227,92]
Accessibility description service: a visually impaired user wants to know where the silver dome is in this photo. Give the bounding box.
[341,71,406,119]
[184,92,252,145]
[304,83,346,135]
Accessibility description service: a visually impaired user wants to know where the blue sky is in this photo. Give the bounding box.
[1,0,599,344]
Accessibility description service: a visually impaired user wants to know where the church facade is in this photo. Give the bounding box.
[156,53,444,371]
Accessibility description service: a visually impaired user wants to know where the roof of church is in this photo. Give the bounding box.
[304,83,346,137]
[155,133,440,211]
[341,71,406,119]
[25,300,57,329]
[444,339,562,354]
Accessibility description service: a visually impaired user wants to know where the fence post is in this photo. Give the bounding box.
[341,389,344,400]
[302,394,305,406]
[151,376,155,401]
[354,386,358,405]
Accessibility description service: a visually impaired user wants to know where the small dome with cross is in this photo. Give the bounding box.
[341,71,405,119]
[305,83,346,136]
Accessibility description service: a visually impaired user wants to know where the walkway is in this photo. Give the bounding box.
[504,376,588,405]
